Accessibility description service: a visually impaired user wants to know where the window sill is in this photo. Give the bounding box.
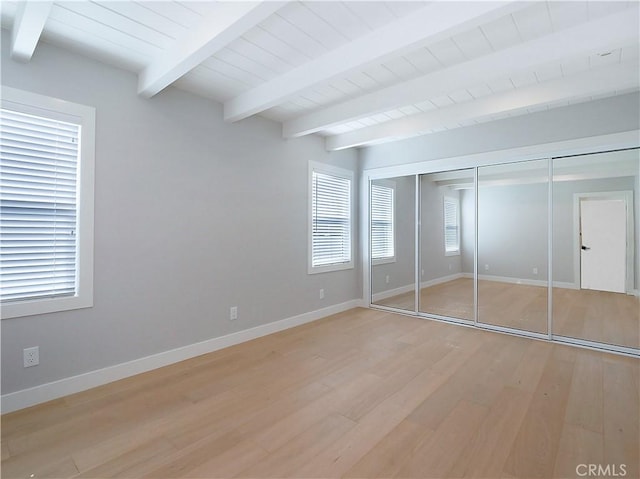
[308,261,354,275]
[445,250,461,257]
[1,295,93,320]
[372,257,396,266]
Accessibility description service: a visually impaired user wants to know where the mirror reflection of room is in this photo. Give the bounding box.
[370,175,416,312]
[552,148,640,349]
[477,159,549,334]
[419,169,474,321]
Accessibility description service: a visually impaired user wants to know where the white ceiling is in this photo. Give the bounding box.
[2,1,639,150]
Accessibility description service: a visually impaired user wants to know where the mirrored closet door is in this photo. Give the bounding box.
[552,148,640,349]
[370,175,416,312]
[419,169,475,321]
[476,159,549,335]
[367,148,639,356]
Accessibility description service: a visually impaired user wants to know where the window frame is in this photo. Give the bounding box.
[371,180,396,265]
[443,195,461,257]
[308,161,354,274]
[1,87,95,319]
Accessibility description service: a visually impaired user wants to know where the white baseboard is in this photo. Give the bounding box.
[371,272,577,303]
[1,299,363,414]
[371,284,415,302]
[420,272,464,289]
[372,273,467,303]
[461,272,578,289]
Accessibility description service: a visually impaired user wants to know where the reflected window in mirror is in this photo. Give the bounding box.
[419,169,474,321]
[371,182,395,265]
[444,196,460,256]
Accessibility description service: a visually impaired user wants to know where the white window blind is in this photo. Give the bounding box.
[444,197,460,254]
[311,170,352,267]
[1,108,80,303]
[371,184,394,260]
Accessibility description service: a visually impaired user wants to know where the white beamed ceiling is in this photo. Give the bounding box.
[2,1,638,150]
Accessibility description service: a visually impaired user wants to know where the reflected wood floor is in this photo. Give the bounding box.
[2,307,639,478]
[375,278,640,349]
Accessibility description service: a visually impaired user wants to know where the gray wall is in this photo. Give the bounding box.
[1,33,359,395]
[359,92,640,171]
[474,181,549,281]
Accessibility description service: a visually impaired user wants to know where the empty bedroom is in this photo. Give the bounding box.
[1,1,639,478]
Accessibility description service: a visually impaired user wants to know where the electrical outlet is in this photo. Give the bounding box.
[229,306,238,321]
[319,289,325,299]
[23,347,39,368]
[533,267,538,275]
[484,264,489,271]
[449,264,453,271]
[421,269,425,277]
[385,275,390,284]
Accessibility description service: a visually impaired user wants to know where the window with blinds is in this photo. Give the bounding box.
[310,167,353,272]
[371,183,394,261]
[1,108,80,303]
[444,196,460,255]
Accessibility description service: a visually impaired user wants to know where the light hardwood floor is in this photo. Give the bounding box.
[2,307,639,478]
[374,278,640,349]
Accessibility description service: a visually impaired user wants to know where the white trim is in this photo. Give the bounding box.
[461,272,577,289]
[0,299,363,414]
[1,87,95,319]
[572,190,635,294]
[362,173,372,305]
[553,335,640,358]
[364,131,640,180]
[420,272,465,289]
[371,283,415,303]
[414,174,420,313]
[371,257,396,266]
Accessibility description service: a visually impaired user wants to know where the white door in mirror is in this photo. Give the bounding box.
[580,199,626,293]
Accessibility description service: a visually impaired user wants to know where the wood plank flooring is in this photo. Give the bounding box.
[374,278,640,349]
[2,307,638,478]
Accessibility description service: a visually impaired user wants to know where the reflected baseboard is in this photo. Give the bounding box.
[372,283,416,302]
[420,272,465,289]
[461,272,578,290]
[370,273,619,302]
[372,273,466,302]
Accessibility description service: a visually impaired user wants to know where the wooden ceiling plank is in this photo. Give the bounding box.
[138,1,285,98]
[326,62,640,150]
[284,7,639,138]
[224,1,523,122]
[10,0,52,62]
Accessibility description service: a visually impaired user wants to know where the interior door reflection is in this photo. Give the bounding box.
[552,149,640,349]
